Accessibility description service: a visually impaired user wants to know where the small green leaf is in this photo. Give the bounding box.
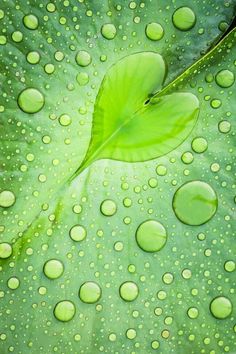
[75,52,199,176]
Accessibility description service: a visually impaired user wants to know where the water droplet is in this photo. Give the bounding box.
[119,281,139,302]
[218,120,231,133]
[136,220,167,252]
[7,277,20,290]
[23,14,39,30]
[0,243,12,259]
[211,99,221,109]
[79,281,102,304]
[101,23,117,39]
[100,199,117,216]
[151,340,160,349]
[210,296,232,319]
[69,225,87,242]
[54,300,76,322]
[181,151,194,164]
[224,260,235,273]
[0,190,15,207]
[187,307,199,319]
[126,328,136,340]
[75,50,91,67]
[18,88,44,114]
[76,72,89,86]
[26,51,40,64]
[215,69,235,88]
[43,259,64,279]
[162,272,174,284]
[12,31,23,42]
[59,114,71,126]
[156,164,167,176]
[172,7,196,31]
[173,181,217,225]
[145,22,164,41]
[191,137,208,153]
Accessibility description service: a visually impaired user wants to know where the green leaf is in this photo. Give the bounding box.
[0,1,236,353]
[75,52,199,175]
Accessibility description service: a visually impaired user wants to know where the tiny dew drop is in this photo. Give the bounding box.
[43,259,64,279]
[75,50,91,67]
[23,14,39,30]
[173,181,217,226]
[69,225,87,242]
[0,243,12,259]
[18,88,45,114]
[162,272,174,285]
[54,300,76,322]
[119,281,139,302]
[101,23,117,39]
[215,69,235,88]
[191,137,208,153]
[210,296,232,319]
[136,220,167,252]
[172,7,196,31]
[100,199,117,216]
[7,277,20,290]
[145,22,164,41]
[79,281,102,304]
[210,99,221,109]
[0,190,15,207]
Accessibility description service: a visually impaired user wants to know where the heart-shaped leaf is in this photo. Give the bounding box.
[75,52,199,176]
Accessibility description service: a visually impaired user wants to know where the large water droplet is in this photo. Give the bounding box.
[210,296,232,319]
[0,243,12,259]
[18,88,44,113]
[23,14,39,30]
[75,50,91,67]
[101,23,117,39]
[69,225,87,242]
[173,181,217,225]
[54,300,76,322]
[172,7,196,31]
[119,281,139,302]
[100,199,117,216]
[0,190,15,207]
[43,259,64,279]
[136,220,167,252]
[145,22,164,41]
[215,69,235,88]
[79,281,101,304]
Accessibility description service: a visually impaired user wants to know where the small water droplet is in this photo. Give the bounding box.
[224,260,235,273]
[7,277,20,290]
[191,137,208,153]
